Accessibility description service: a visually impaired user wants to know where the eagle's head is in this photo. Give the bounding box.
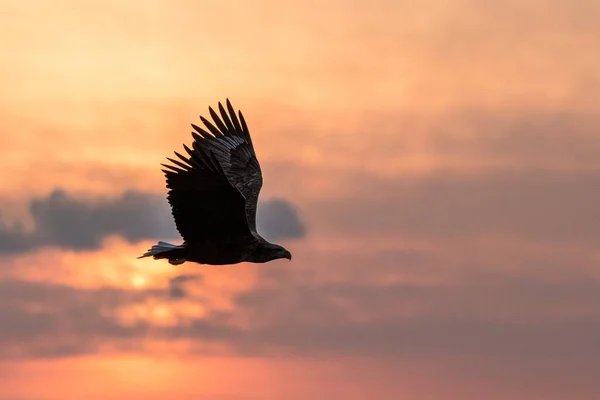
[253,242,292,263]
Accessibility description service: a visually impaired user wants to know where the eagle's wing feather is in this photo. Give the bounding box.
[161,145,251,243]
[190,99,263,233]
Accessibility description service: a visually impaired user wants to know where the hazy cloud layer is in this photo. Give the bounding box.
[307,168,600,243]
[422,110,600,169]
[3,166,598,362]
[0,279,155,358]
[2,254,600,378]
[225,267,600,363]
[0,171,598,396]
[0,190,306,255]
[1,166,598,363]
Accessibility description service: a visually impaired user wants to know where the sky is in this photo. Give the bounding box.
[1,0,599,399]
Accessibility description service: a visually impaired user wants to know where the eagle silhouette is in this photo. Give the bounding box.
[139,99,292,265]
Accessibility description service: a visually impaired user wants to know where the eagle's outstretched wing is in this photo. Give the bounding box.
[161,143,252,243]
[189,99,263,233]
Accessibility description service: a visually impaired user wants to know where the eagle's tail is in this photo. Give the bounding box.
[138,241,187,265]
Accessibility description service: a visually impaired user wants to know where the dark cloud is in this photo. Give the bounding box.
[257,198,306,241]
[168,274,202,299]
[0,189,176,255]
[0,190,306,255]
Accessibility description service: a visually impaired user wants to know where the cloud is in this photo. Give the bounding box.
[1,239,599,397]
[5,257,598,367]
[0,189,177,255]
[306,168,600,243]
[0,190,306,255]
[424,110,600,169]
[168,274,202,299]
[257,198,307,241]
[0,276,242,359]
[1,164,597,368]
[0,278,155,358]
[180,265,600,367]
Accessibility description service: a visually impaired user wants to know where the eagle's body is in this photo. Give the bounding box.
[138,99,292,266]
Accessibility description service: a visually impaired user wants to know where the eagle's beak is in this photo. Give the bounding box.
[284,250,292,261]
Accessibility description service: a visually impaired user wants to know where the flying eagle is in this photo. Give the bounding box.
[139,99,292,265]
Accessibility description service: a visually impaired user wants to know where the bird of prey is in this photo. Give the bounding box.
[139,99,292,266]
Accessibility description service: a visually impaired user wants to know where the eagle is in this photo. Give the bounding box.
[138,99,292,265]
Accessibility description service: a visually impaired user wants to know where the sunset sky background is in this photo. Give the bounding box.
[1,0,600,399]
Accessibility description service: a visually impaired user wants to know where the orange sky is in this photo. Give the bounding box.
[1,0,600,399]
